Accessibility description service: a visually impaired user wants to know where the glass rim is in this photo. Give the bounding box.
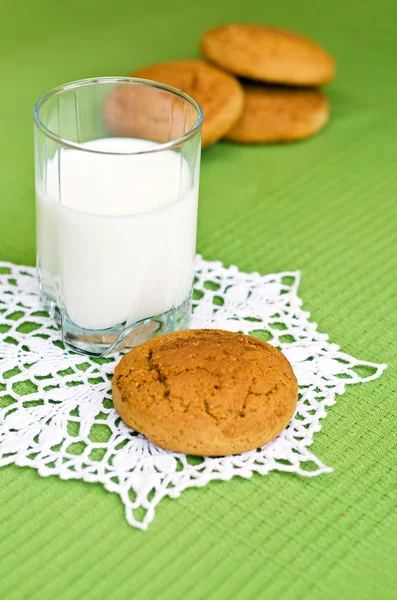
[33,76,204,155]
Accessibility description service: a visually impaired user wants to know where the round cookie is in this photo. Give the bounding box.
[104,81,195,147]
[201,24,335,86]
[129,60,244,148]
[112,329,298,456]
[225,85,329,143]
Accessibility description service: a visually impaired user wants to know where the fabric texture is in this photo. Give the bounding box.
[0,0,396,598]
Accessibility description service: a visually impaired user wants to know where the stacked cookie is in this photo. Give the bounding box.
[201,24,334,145]
[127,24,335,148]
[132,60,244,148]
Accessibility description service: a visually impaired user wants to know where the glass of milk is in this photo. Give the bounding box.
[34,77,203,356]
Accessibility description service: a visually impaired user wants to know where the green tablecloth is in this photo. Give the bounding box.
[1,1,396,598]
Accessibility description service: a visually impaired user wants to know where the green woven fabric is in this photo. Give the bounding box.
[1,1,396,598]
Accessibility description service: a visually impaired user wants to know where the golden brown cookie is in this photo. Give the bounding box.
[112,329,298,456]
[201,24,335,86]
[225,84,329,143]
[104,81,197,146]
[104,60,244,148]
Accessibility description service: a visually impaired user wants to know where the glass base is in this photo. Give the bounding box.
[40,293,191,357]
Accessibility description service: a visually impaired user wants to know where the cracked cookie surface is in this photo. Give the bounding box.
[112,329,298,456]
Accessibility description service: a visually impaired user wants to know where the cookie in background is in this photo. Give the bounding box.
[201,23,335,86]
[105,60,244,148]
[225,84,330,144]
[106,23,335,147]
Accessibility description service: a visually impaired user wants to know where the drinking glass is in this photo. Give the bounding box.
[34,77,203,356]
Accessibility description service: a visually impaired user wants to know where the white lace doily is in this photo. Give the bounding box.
[0,258,386,529]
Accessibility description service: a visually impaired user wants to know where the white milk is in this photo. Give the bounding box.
[36,138,198,330]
